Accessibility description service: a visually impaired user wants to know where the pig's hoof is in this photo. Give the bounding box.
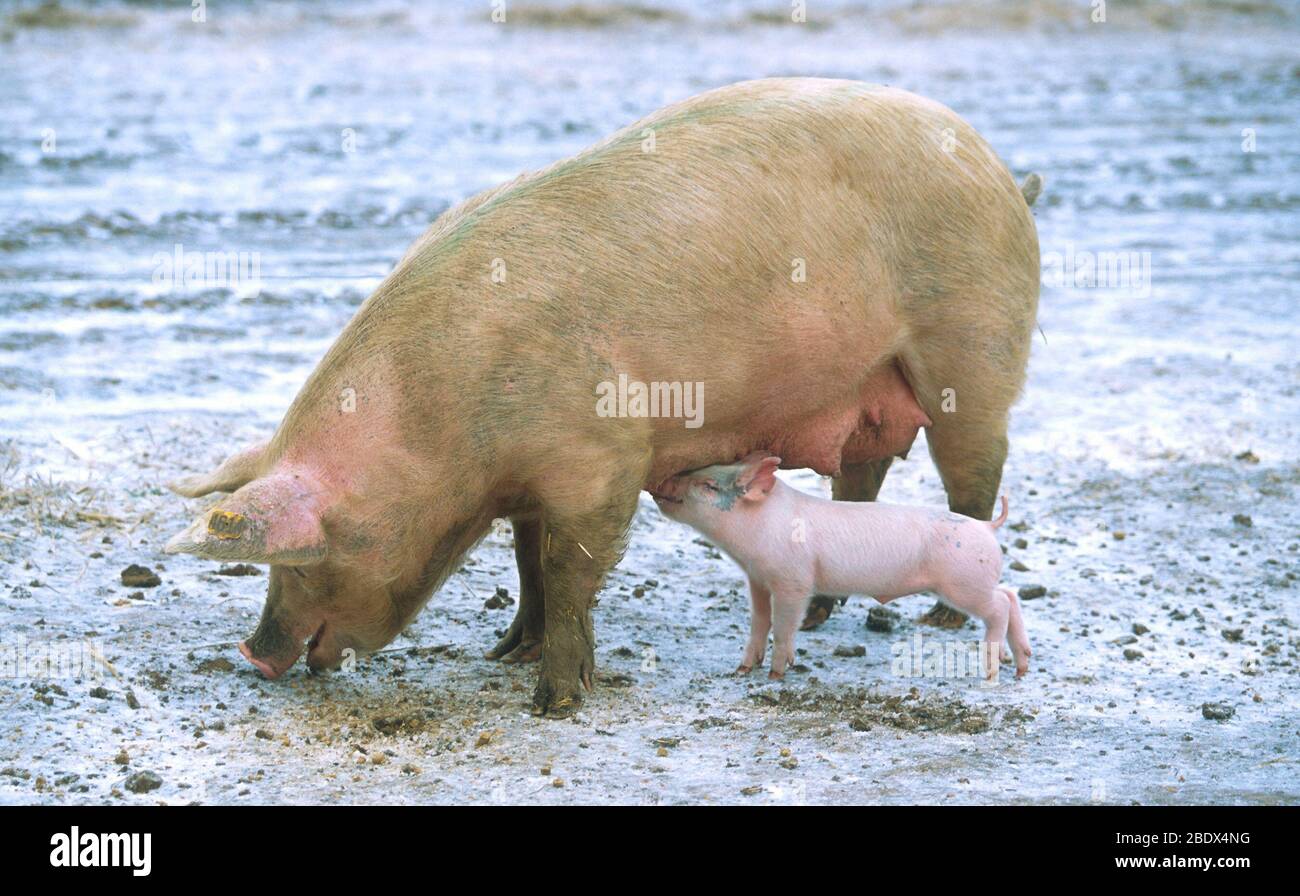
[918,601,967,630]
[767,669,785,681]
[500,640,542,664]
[736,664,753,675]
[488,621,543,663]
[531,657,592,719]
[800,595,839,631]
[531,680,584,719]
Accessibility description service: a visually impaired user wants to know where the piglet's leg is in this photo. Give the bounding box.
[940,587,1010,682]
[738,579,772,674]
[768,591,811,680]
[1000,586,1032,677]
[977,592,1011,682]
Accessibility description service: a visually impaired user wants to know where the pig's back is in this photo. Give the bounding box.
[412,77,1029,337]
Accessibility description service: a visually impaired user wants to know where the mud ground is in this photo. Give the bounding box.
[1,406,1295,804]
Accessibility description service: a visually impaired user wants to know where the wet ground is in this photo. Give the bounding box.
[1,0,1297,804]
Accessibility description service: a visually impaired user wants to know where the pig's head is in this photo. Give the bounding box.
[164,447,444,680]
[651,452,782,534]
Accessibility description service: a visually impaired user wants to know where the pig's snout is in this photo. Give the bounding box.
[241,606,318,680]
[238,638,296,680]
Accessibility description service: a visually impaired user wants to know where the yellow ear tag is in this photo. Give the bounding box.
[207,510,249,539]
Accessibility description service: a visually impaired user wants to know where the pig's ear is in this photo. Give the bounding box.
[164,471,327,566]
[168,440,269,498]
[738,455,781,501]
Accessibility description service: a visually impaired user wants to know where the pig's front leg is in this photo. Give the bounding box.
[532,481,641,718]
[485,515,545,664]
[769,590,812,680]
[738,579,772,674]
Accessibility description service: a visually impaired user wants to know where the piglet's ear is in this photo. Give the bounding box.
[738,455,781,501]
[164,470,327,566]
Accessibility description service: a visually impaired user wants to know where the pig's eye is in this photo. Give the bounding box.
[702,481,719,491]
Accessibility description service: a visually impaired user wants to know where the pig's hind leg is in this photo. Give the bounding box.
[904,351,1020,631]
[485,515,545,664]
[738,579,772,674]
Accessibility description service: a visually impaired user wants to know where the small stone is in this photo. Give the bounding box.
[1123,648,1144,661]
[833,644,866,657]
[1234,450,1259,464]
[125,771,162,793]
[1201,703,1234,721]
[113,749,130,766]
[1222,628,1244,643]
[1232,514,1252,528]
[1018,584,1047,600]
[120,564,161,588]
[1009,560,1030,572]
[1013,538,1029,550]
[1131,623,1149,636]
[483,586,514,610]
[88,686,111,699]
[866,606,900,632]
[1112,531,1126,541]
[254,728,274,740]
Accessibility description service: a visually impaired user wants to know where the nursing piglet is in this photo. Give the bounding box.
[653,453,1031,681]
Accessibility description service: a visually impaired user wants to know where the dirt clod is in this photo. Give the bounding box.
[120,564,161,588]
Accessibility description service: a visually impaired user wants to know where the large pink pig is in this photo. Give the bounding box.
[165,78,1041,717]
[652,453,1032,680]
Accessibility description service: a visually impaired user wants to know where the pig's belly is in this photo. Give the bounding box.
[647,361,930,485]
